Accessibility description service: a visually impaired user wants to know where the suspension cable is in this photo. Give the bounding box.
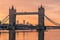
[44,15,60,26]
[2,15,9,21]
[1,15,9,24]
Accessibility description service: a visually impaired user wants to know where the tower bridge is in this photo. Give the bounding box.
[0,5,60,40]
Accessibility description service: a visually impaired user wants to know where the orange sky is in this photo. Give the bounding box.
[0,0,60,26]
[0,1,60,40]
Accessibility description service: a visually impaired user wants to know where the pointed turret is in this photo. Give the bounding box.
[41,5,44,9]
[11,5,15,10]
[9,5,16,26]
[38,5,44,11]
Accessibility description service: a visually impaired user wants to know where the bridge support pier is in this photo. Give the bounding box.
[38,30,44,40]
[9,29,15,40]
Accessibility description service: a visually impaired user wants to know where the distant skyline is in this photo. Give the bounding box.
[0,0,60,26]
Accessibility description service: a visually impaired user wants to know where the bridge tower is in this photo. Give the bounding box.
[37,5,45,40]
[9,6,16,40]
[9,6,16,25]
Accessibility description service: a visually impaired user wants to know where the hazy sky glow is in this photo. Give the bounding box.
[0,0,60,26]
[0,1,60,40]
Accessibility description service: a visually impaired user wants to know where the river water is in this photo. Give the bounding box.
[0,29,60,40]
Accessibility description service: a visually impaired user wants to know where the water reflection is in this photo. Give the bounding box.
[45,29,60,40]
[0,30,9,40]
[0,29,60,40]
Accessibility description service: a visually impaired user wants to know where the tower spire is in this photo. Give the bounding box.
[40,4,44,9]
[41,4,43,8]
[11,5,14,10]
[38,4,44,11]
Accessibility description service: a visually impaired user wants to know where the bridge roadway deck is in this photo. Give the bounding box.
[0,24,60,30]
